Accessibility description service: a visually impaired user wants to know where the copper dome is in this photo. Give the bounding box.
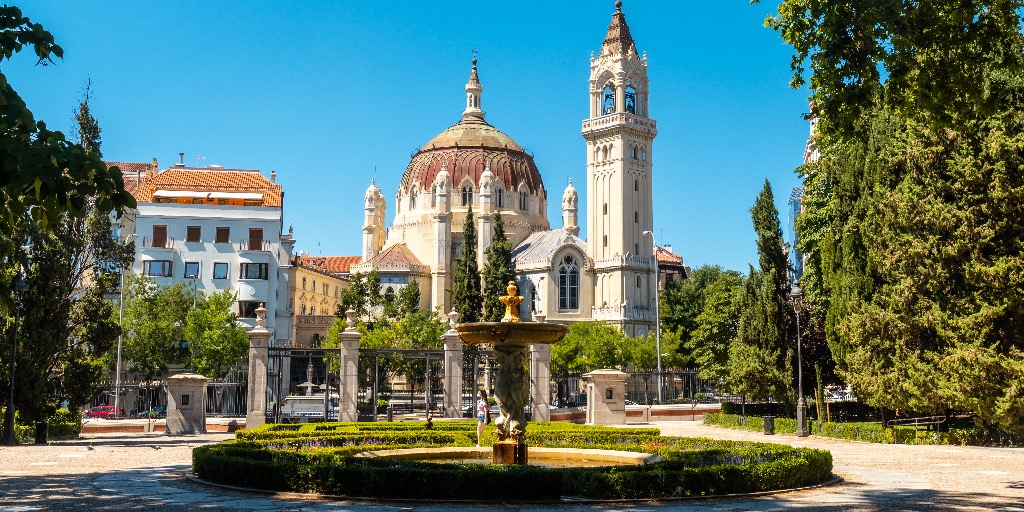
[398,116,544,194]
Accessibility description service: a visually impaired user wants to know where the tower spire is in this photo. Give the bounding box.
[463,51,485,121]
[602,0,636,57]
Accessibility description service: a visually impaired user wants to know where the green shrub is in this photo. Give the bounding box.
[195,421,833,500]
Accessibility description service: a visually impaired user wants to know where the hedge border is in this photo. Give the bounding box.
[193,421,833,501]
[705,412,1022,446]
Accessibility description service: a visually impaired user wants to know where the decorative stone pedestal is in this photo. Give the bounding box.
[166,373,209,434]
[245,305,273,429]
[493,438,528,464]
[584,369,628,426]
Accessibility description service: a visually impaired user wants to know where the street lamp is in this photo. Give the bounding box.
[3,270,28,446]
[642,230,662,403]
[790,284,808,437]
[114,233,137,420]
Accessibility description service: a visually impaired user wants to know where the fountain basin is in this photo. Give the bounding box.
[456,321,568,346]
[354,446,664,468]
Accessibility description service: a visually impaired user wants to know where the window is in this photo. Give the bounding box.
[323,283,328,295]
[248,228,263,251]
[603,203,608,215]
[558,255,580,311]
[152,225,167,248]
[602,82,615,114]
[625,84,636,114]
[635,243,640,255]
[410,188,417,210]
[496,188,504,208]
[238,301,260,318]
[519,190,528,211]
[215,227,230,244]
[186,226,201,243]
[603,235,608,247]
[302,277,307,290]
[634,179,639,191]
[217,198,228,205]
[184,262,200,279]
[213,262,229,280]
[192,198,204,205]
[300,304,306,315]
[634,211,639,223]
[530,286,537,313]
[143,260,172,277]
[461,184,473,206]
[636,276,642,288]
[240,263,269,280]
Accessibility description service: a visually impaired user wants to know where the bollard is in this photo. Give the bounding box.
[387,405,393,422]
[763,416,775,435]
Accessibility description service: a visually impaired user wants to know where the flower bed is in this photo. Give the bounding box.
[193,421,832,501]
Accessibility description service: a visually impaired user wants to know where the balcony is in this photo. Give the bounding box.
[141,236,175,249]
[238,239,273,252]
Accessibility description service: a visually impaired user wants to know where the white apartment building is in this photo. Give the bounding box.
[117,163,295,346]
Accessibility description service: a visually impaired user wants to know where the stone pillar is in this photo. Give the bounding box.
[530,344,551,422]
[583,369,628,426]
[337,309,361,422]
[442,309,463,418]
[166,373,209,434]
[246,304,273,429]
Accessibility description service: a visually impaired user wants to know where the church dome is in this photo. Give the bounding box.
[398,59,544,195]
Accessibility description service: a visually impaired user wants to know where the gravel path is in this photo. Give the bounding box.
[0,422,1021,511]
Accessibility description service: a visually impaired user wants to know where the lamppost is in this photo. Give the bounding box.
[642,230,662,403]
[790,284,808,437]
[3,270,28,446]
[114,233,137,420]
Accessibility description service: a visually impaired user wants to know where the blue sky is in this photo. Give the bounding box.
[7,1,809,273]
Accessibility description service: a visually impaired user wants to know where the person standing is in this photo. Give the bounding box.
[476,389,489,447]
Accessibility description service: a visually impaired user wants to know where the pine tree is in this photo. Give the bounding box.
[451,204,482,322]
[74,77,102,157]
[482,213,515,321]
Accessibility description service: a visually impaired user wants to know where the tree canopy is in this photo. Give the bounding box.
[482,213,515,322]
[451,205,482,322]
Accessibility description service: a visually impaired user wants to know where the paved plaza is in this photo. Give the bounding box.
[0,421,1021,511]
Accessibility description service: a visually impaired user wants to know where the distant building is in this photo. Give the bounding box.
[655,245,690,290]
[114,162,294,347]
[354,3,665,336]
[290,255,359,347]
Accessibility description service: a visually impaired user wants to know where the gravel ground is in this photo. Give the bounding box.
[0,422,1021,511]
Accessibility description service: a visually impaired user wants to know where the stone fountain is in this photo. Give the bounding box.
[456,281,567,464]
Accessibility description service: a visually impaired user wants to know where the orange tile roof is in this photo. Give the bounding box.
[295,256,361,276]
[107,161,150,174]
[129,166,283,207]
[655,246,683,265]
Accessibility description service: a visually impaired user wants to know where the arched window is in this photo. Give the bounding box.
[530,285,538,313]
[634,179,639,191]
[302,277,306,290]
[519,190,528,211]
[635,242,640,255]
[634,211,639,223]
[631,145,638,159]
[410,187,417,210]
[461,184,474,206]
[602,82,616,114]
[496,187,504,208]
[558,255,580,311]
[641,146,646,162]
[625,84,637,114]
[636,275,642,288]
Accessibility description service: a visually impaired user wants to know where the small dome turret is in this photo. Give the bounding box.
[562,178,578,209]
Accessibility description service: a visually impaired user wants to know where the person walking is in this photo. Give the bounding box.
[476,389,490,447]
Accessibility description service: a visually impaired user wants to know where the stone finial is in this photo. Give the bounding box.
[255,303,267,327]
[447,308,460,329]
[345,308,357,329]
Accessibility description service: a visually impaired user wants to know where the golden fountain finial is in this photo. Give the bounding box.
[499,280,524,322]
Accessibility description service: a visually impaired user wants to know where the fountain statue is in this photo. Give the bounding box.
[456,281,567,464]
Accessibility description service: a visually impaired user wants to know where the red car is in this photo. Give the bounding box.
[84,405,123,419]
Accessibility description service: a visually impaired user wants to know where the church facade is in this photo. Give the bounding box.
[354,2,659,336]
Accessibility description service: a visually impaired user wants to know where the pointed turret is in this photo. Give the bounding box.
[362,178,386,262]
[562,179,579,236]
[601,0,636,57]
[463,55,485,120]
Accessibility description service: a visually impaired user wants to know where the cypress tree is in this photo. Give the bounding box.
[482,213,516,321]
[451,204,482,322]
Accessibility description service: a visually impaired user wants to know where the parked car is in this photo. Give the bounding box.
[136,405,167,418]
[84,405,123,419]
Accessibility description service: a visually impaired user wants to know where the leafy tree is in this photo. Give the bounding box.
[482,213,515,322]
[338,273,368,319]
[185,290,248,380]
[660,265,742,354]
[551,321,630,375]
[0,7,134,308]
[686,271,744,382]
[727,181,794,402]
[398,279,420,316]
[760,0,1024,138]
[451,204,482,322]
[120,275,194,381]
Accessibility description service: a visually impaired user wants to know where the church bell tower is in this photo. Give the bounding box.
[583,0,657,336]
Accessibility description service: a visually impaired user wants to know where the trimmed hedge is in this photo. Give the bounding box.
[194,421,832,500]
[0,408,81,443]
[705,413,1022,446]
